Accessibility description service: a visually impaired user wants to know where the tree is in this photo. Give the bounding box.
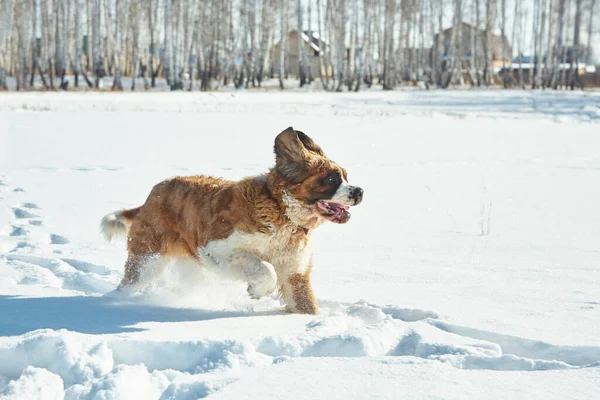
[297,0,306,86]
[483,0,496,86]
[1,0,596,92]
[112,0,129,90]
[584,0,596,88]
[382,0,395,90]
[164,0,176,89]
[92,0,104,87]
[279,0,287,89]
[500,0,508,87]
[570,0,582,89]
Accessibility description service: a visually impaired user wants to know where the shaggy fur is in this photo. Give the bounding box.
[101,127,363,314]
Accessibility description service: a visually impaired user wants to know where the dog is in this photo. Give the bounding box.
[100,127,363,314]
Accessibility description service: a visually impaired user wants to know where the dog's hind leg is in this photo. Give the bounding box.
[118,252,169,290]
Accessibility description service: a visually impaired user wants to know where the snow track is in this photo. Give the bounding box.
[1,92,600,398]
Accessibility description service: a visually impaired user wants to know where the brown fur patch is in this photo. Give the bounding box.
[125,174,286,259]
[284,272,318,314]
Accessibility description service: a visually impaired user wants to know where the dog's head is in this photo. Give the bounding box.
[274,127,363,224]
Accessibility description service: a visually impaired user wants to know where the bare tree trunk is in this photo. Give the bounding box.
[584,0,596,89]
[442,0,458,88]
[112,0,128,90]
[0,0,14,90]
[15,0,32,91]
[55,0,65,84]
[188,0,201,90]
[354,0,363,91]
[164,0,175,89]
[43,0,55,88]
[538,0,547,87]
[146,0,158,87]
[570,0,582,89]
[559,0,571,89]
[257,0,271,86]
[553,0,565,88]
[518,0,525,88]
[475,0,482,86]
[483,0,496,86]
[130,0,141,90]
[297,0,305,86]
[398,3,406,83]
[197,0,208,90]
[172,0,184,89]
[418,0,425,84]
[334,0,347,91]
[279,0,286,89]
[85,0,92,72]
[501,0,508,87]
[454,0,464,86]
[435,0,443,86]
[306,0,313,84]
[347,0,355,90]
[544,0,555,88]
[92,0,104,87]
[62,0,69,87]
[317,0,329,89]
[246,0,257,87]
[532,0,539,88]
[382,0,395,90]
[74,0,82,87]
[30,0,39,87]
[508,0,520,87]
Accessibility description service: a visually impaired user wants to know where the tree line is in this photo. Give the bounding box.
[0,0,597,91]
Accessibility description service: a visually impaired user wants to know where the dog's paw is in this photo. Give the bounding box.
[284,303,319,315]
[247,281,275,299]
[245,259,277,299]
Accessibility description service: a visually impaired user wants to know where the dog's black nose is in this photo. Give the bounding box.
[350,186,364,205]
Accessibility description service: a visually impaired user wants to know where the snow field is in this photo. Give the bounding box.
[1,90,599,399]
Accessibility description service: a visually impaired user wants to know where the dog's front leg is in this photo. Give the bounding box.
[280,271,318,315]
[228,252,278,299]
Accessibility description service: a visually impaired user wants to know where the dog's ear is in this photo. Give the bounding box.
[274,127,306,165]
[295,130,325,156]
[274,127,319,182]
[274,127,325,162]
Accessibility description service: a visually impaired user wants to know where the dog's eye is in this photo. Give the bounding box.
[325,173,341,184]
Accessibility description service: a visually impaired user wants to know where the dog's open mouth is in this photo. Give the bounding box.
[316,201,351,223]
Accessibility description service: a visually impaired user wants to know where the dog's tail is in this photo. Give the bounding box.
[100,207,141,242]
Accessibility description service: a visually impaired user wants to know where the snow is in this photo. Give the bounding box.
[1,90,600,399]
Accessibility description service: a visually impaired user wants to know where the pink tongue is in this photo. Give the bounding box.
[330,203,350,212]
[318,202,349,214]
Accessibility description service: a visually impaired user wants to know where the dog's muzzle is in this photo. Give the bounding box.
[349,186,364,205]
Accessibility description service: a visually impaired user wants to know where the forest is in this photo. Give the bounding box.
[0,0,597,91]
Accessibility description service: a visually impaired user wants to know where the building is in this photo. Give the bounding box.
[269,30,326,78]
[433,22,512,71]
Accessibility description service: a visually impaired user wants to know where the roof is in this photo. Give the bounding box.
[439,21,504,37]
[272,30,325,53]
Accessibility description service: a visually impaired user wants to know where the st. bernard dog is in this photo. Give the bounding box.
[100,127,363,314]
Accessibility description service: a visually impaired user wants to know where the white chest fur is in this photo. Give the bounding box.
[199,225,312,283]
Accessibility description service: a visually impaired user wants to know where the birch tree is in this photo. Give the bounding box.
[279,0,286,89]
[570,0,582,89]
[297,0,306,87]
[583,0,596,88]
[382,0,395,90]
[483,0,496,86]
[92,0,104,87]
[164,0,175,88]
[112,0,129,90]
